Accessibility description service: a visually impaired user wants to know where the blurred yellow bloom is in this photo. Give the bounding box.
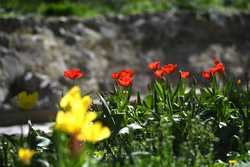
[55,86,111,143]
[18,148,36,165]
[16,91,38,110]
[236,79,241,85]
[77,121,111,142]
[60,86,82,109]
[229,160,237,166]
[55,110,96,135]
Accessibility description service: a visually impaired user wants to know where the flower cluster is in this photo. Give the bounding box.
[112,69,134,87]
[148,61,177,79]
[55,86,111,143]
[201,58,225,80]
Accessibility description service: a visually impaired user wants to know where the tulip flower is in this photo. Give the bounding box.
[112,68,134,87]
[64,68,85,80]
[161,64,177,75]
[201,71,211,80]
[148,61,160,71]
[180,71,190,79]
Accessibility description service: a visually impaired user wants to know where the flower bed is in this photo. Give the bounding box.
[0,58,250,167]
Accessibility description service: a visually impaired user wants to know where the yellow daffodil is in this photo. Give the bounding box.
[236,79,241,85]
[18,148,36,165]
[60,86,82,109]
[55,86,111,143]
[70,96,92,115]
[229,160,237,166]
[77,121,111,142]
[55,110,96,135]
[16,91,39,110]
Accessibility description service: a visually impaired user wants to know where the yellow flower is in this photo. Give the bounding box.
[70,96,92,115]
[229,160,237,166]
[16,91,38,110]
[60,87,92,116]
[236,79,241,85]
[77,121,111,142]
[60,86,82,109]
[55,110,95,135]
[55,86,111,143]
[18,148,36,165]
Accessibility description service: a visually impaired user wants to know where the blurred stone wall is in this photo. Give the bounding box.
[0,11,250,110]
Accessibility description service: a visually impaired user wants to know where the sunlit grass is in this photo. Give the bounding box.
[1,0,250,18]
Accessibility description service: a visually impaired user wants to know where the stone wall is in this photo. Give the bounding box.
[0,11,250,110]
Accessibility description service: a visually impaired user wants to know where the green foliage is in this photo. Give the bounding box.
[1,0,250,17]
[38,2,112,17]
[120,0,171,15]
[93,75,250,166]
[230,0,250,10]
[39,3,81,16]
[172,0,224,10]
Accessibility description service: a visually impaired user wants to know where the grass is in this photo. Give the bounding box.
[1,0,250,18]
[0,59,250,166]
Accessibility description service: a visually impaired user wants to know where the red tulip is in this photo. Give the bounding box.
[118,69,134,78]
[112,72,120,79]
[117,76,133,87]
[64,68,85,80]
[201,71,211,80]
[154,69,164,79]
[112,68,134,87]
[215,63,225,74]
[202,58,225,80]
[209,63,225,76]
[180,71,190,79]
[162,64,177,75]
[209,67,217,76]
[148,61,160,71]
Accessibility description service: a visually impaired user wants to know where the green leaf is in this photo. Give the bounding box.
[143,94,153,109]
[98,93,116,128]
